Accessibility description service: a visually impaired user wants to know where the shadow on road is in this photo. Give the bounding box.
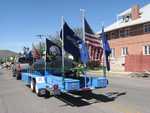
[54,91,126,107]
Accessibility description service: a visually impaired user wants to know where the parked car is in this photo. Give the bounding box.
[12,57,32,80]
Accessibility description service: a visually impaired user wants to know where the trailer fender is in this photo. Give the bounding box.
[35,77,46,96]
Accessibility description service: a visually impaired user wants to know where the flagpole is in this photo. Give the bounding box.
[45,37,47,75]
[32,43,34,74]
[101,25,106,77]
[61,16,65,90]
[80,9,85,42]
[80,9,87,88]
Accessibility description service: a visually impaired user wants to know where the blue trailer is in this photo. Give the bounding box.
[21,70,108,96]
[46,73,108,92]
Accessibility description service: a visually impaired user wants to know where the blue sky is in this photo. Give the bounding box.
[0,0,149,52]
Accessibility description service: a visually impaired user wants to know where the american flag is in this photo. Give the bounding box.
[84,18,103,61]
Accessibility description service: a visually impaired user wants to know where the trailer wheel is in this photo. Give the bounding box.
[31,79,35,92]
[45,90,51,98]
[16,72,21,80]
[12,70,16,77]
[16,74,20,80]
[35,85,39,96]
[35,86,46,97]
[12,73,16,77]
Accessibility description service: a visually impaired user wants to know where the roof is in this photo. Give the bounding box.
[97,3,150,34]
[0,50,18,58]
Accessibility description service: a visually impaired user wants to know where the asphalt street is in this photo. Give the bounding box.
[0,69,150,113]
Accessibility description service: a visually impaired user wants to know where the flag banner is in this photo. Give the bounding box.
[60,22,89,64]
[32,44,41,59]
[46,38,61,62]
[101,27,111,71]
[84,18,103,61]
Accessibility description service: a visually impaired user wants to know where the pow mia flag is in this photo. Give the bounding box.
[46,38,61,62]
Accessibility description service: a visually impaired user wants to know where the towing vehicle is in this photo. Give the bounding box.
[12,57,32,80]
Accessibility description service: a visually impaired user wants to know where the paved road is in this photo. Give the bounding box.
[0,69,150,113]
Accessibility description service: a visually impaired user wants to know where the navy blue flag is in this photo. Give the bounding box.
[84,18,94,34]
[60,22,89,63]
[101,27,111,71]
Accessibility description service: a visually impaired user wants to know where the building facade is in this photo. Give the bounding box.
[98,4,150,72]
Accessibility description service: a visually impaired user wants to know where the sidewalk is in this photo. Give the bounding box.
[87,70,131,78]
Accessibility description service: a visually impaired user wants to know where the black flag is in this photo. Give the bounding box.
[84,18,94,34]
[60,22,83,61]
[46,38,61,61]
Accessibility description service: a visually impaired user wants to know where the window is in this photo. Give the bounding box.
[110,31,119,39]
[110,32,115,38]
[110,48,115,58]
[143,45,150,55]
[144,23,150,33]
[119,28,129,37]
[129,25,139,36]
[121,47,128,56]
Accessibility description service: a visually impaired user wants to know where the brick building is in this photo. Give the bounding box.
[98,4,150,72]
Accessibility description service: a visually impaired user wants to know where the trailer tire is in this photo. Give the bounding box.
[36,87,46,97]
[16,72,21,80]
[12,71,16,77]
[35,85,39,96]
[16,74,20,80]
[13,74,16,77]
[45,90,51,98]
[31,79,35,92]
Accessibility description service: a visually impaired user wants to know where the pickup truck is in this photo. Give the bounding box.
[12,57,32,80]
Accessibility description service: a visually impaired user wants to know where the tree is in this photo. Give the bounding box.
[49,32,61,47]
[33,27,83,59]
[73,27,83,39]
[23,46,30,56]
